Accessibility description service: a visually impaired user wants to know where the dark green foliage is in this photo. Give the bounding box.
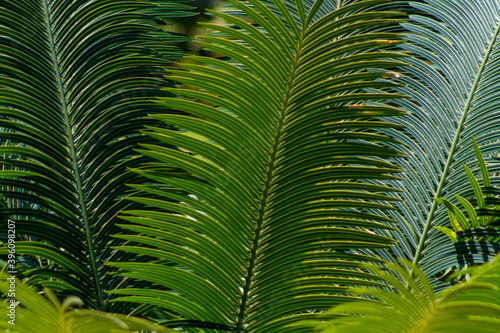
[0,0,192,311]
[109,0,408,331]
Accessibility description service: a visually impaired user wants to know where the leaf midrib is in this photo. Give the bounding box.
[412,19,500,266]
[42,0,104,308]
[235,42,302,332]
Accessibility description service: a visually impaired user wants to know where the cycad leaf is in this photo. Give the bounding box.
[473,137,491,189]
[0,0,191,310]
[434,226,459,243]
[112,0,406,331]
[433,197,469,231]
[375,0,500,286]
[319,256,500,333]
[455,194,479,228]
[0,273,171,333]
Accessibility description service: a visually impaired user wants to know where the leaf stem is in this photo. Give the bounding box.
[235,41,302,332]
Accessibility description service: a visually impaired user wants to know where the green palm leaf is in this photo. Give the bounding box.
[0,0,192,310]
[0,273,172,333]
[372,0,500,285]
[318,256,500,333]
[110,0,407,331]
[433,141,500,243]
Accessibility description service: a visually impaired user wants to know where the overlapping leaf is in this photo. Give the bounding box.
[317,256,500,333]
[0,0,191,311]
[110,0,407,331]
[0,273,172,333]
[371,0,500,286]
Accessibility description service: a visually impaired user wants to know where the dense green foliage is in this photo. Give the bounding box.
[1,0,499,332]
[109,1,406,331]
[0,273,171,333]
[0,0,192,311]
[434,139,500,244]
[375,0,500,286]
[317,256,500,333]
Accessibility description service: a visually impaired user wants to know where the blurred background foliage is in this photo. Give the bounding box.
[168,0,222,55]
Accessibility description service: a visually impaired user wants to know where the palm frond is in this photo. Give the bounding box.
[0,0,192,310]
[318,256,500,333]
[433,139,500,244]
[0,273,172,333]
[372,0,500,286]
[109,0,407,331]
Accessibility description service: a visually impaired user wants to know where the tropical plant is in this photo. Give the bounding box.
[316,254,500,333]
[106,0,408,331]
[368,0,500,287]
[2,0,500,332]
[434,139,500,244]
[314,0,500,330]
[0,273,172,333]
[0,0,192,311]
